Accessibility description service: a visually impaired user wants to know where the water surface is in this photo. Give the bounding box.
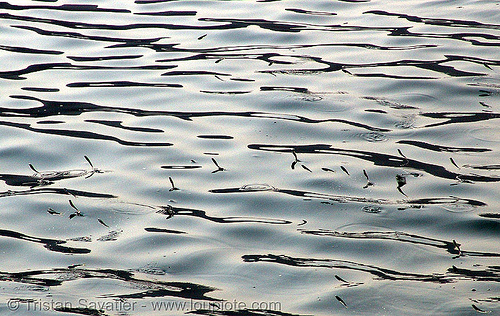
[0,1,499,315]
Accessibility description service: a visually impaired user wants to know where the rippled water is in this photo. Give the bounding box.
[1,1,499,315]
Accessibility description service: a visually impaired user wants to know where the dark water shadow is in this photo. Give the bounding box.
[68,81,182,88]
[21,87,60,92]
[420,111,500,128]
[0,3,130,13]
[365,10,500,31]
[0,44,63,55]
[259,55,494,78]
[12,24,167,47]
[85,119,164,133]
[144,227,187,234]
[0,120,173,147]
[448,265,500,283]
[0,229,90,254]
[188,309,307,316]
[53,306,109,316]
[300,229,500,258]
[242,254,453,283]
[0,266,220,301]
[478,213,500,219]
[210,184,486,209]
[134,10,197,17]
[364,10,500,48]
[4,95,384,130]
[286,8,337,16]
[0,172,92,188]
[155,42,434,62]
[156,205,292,225]
[4,12,485,80]
[0,7,497,83]
[0,12,250,32]
[0,96,389,147]
[0,62,177,80]
[397,140,491,153]
[67,54,143,62]
[0,12,396,35]
[0,187,116,199]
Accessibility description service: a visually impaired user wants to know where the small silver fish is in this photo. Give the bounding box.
[472,304,488,313]
[47,208,61,215]
[301,164,312,172]
[450,157,460,169]
[335,295,347,308]
[340,166,350,176]
[98,218,109,228]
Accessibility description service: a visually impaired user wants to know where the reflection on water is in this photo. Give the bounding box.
[0,1,499,315]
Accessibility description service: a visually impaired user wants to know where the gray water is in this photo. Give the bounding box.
[0,1,499,315]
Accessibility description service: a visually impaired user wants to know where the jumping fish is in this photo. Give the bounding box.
[169,177,180,191]
[68,200,83,219]
[363,169,374,188]
[211,158,226,173]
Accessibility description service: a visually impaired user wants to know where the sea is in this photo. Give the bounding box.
[0,1,499,315]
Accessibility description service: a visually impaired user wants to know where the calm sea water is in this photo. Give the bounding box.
[0,1,499,315]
